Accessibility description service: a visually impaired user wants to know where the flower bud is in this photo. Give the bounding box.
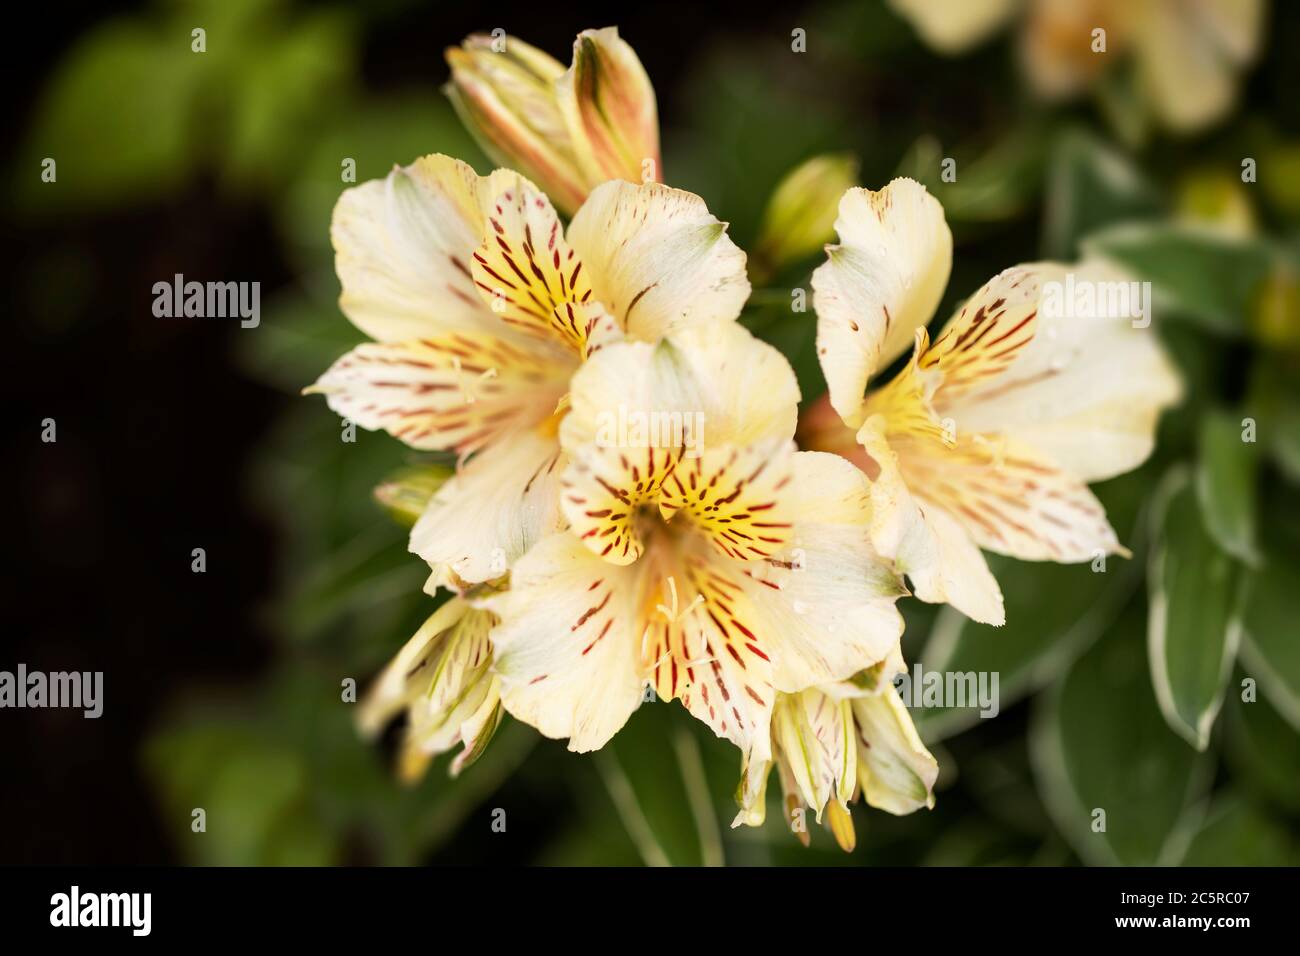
[753,154,858,282]
[357,598,502,782]
[445,27,660,216]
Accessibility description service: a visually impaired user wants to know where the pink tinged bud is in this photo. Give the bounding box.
[444,35,589,215]
[558,27,662,190]
[444,28,663,216]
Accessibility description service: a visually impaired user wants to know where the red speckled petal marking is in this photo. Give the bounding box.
[560,443,683,564]
[657,440,796,562]
[470,185,619,357]
[308,330,570,454]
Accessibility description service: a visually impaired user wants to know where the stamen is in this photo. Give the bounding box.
[450,357,498,405]
[655,576,704,623]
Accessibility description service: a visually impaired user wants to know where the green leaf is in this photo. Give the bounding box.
[1092,58,1151,149]
[13,21,205,213]
[276,521,430,648]
[959,738,1054,839]
[920,820,1044,867]
[13,0,362,214]
[1195,409,1261,566]
[1082,223,1275,336]
[535,804,645,866]
[144,716,338,866]
[1224,688,1300,815]
[145,670,539,866]
[1147,469,1246,750]
[1180,793,1297,866]
[1030,606,1211,866]
[1239,554,1300,731]
[1042,127,1162,260]
[1247,357,1300,485]
[916,469,1148,741]
[216,9,357,191]
[896,124,1048,224]
[671,54,848,250]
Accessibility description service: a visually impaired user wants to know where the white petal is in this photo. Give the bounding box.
[901,432,1124,562]
[332,154,531,342]
[656,438,798,563]
[410,429,565,587]
[858,416,1006,625]
[1133,0,1262,132]
[566,180,751,342]
[888,0,1019,53]
[945,261,1182,482]
[812,179,952,427]
[307,330,570,454]
[483,533,647,751]
[640,450,900,761]
[357,598,500,778]
[469,182,621,357]
[641,551,777,763]
[737,452,907,693]
[852,687,938,814]
[860,283,1127,563]
[560,322,799,458]
[772,688,857,821]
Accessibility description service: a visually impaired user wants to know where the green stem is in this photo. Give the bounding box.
[673,726,725,867]
[596,750,671,867]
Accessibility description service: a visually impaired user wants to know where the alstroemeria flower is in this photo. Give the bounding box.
[357,597,502,781]
[733,647,938,851]
[806,178,1181,625]
[483,322,908,762]
[307,154,749,592]
[446,27,660,216]
[889,0,1264,133]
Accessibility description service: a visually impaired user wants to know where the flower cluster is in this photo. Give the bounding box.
[307,26,1180,850]
[889,0,1264,133]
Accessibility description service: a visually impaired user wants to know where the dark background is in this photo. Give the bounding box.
[5,0,1299,866]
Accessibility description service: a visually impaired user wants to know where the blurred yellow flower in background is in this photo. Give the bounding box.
[890,0,1265,133]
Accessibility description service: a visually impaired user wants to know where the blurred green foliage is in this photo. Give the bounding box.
[14,0,358,212]
[20,0,1299,865]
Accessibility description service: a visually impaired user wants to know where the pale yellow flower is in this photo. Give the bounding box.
[890,0,1265,133]
[482,322,908,760]
[733,648,938,850]
[445,27,660,216]
[306,154,749,592]
[806,178,1182,625]
[357,597,502,781]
